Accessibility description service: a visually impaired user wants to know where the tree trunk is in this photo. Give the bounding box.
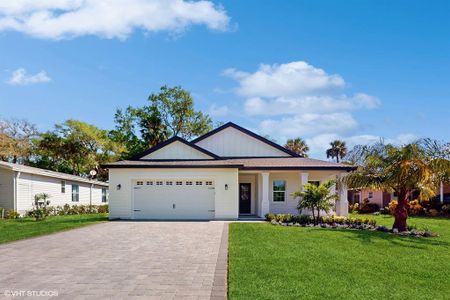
[311,209,316,225]
[393,194,408,232]
[317,208,320,225]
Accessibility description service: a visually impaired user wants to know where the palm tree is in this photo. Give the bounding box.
[285,138,309,157]
[293,180,338,225]
[326,140,347,163]
[343,141,450,231]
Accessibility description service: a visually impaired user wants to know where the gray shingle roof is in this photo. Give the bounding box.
[103,157,355,170]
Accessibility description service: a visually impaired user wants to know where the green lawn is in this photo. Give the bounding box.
[229,215,450,300]
[0,214,108,244]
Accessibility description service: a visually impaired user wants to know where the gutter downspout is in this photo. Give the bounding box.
[13,171,20,211]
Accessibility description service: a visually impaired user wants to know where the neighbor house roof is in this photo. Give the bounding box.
[0,161,109,186]
[103,157,355,171]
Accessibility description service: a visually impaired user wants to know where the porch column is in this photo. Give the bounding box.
[440,181,444,204]
[300,173,309,190]
[260,172,270,218]
[336,173,349,216]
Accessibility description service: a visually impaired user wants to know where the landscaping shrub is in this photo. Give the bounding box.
[25,204,109,219]
[408,200,424,216]
[348,202,359,213]
[5,210,20,219]
[442,204,450,215]
[358,198,380,214]
[388,200,398,215]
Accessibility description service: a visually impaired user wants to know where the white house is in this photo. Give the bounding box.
[104,122,355,220]
[0,161,109,214]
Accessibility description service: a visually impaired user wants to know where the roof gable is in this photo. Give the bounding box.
[133,136,219,160]
[192,122,299,158]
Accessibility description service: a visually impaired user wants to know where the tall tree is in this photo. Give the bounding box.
[326,140,347,163]
[33,120,124,180]
[285,138,309,157]
[149,85,212,139]
[0,119,38,163]
[343,141,450,231]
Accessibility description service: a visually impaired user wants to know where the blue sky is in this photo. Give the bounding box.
[0,0,449,158]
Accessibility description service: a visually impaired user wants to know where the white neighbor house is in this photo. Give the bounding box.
[0,161,109,215]
[104,122,355,220]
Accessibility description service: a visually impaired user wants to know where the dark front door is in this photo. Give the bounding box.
[239,183,251,214]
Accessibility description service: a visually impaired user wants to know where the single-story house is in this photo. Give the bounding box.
[103,122,356,220]
[0,161,109,214]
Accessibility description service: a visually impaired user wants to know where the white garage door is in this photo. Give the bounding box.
[132,179,215,220]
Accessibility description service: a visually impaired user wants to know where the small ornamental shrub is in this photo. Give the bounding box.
[6,210,20,219]
[359,198,380,214]
[348,202,359,213]
[388,200,398,215]
[442,204,450,215]
[428,209,439,217]
[265,213,275,221]
[408,200,424,216]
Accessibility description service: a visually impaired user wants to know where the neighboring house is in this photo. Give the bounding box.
[0,161,109,214]
[348,189,391,208]
[104,122,355,220]
[349,182,450,208]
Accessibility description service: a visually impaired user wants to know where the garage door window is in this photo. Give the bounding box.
[176,181,183,185]
[156,181,163,185]
[196,181,203,185]
[206,181,213,186]
[137,181,143,186]
[166,181,173,185]
[146,181,153,185]
[186,181,193,186]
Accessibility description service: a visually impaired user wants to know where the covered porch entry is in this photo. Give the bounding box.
[238,170,349,218]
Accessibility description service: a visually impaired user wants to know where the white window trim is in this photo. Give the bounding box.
[272,180,286,203]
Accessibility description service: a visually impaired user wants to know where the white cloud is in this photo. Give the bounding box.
[224,61,345,98]
[224,60,383,142]
[259,113,359,138]
[6,68,51,85]
[0,0,230,40]
[208,104,229,117]
[244,93,380,116]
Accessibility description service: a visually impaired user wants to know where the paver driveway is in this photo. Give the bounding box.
[0,221,227,299]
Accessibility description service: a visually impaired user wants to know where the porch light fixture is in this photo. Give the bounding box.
[116,184,121,190]
[225,184,228,190]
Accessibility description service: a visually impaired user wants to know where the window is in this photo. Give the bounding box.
[156,181,163,186]
[101,188,108,203]
[72,185,79,202]
[186,181,193,186]
[166,181,173,185]
[146,181,153,185]
[308,181,320,187]
[368,192,373,199]
[136,181,143,186]
[196,181,203,186]
[61,180,66,193]
[206,181,213,186]
[176,181,183,186]
[273,180,286,202]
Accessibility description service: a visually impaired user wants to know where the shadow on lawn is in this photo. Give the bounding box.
[340,228,449,249]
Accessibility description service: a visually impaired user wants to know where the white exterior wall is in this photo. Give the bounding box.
[258,170,340,215]
[195,127,290,157]
[108,168,239,220]
[141,141,212,159]
[0,168,14,211]
[16,173,107,213]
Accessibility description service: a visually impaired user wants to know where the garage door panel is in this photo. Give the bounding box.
[133,179,215,220]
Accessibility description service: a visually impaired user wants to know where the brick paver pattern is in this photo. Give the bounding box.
[0,221,226,300]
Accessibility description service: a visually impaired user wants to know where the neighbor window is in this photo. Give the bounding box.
[273,180,286,202]
[61,180,66,193]
[308,181,320,187]
[72,185,79,202]
[368,192,373,199]
[101,188,108,203]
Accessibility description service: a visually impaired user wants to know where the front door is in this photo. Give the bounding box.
[239,183,251,214]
